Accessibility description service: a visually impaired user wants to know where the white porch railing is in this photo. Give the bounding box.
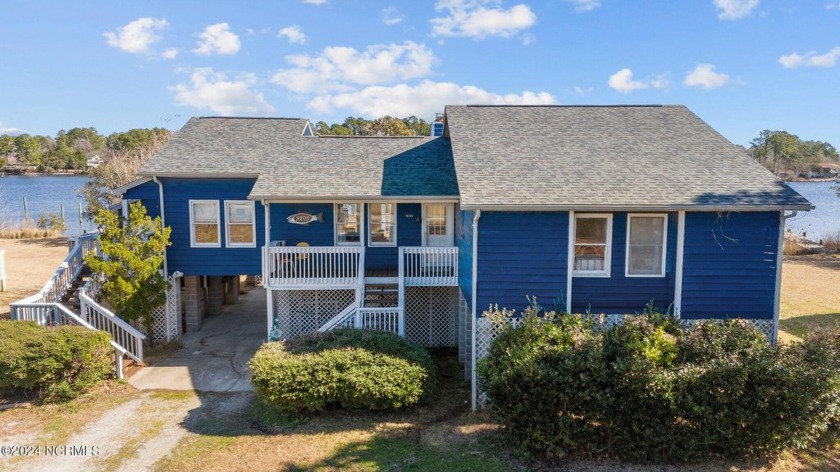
[399,246,459,287]
[264,246,364,289]
[9,232,99,316]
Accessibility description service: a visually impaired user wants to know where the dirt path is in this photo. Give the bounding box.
[9,391,201,472]
[0,237,69,317]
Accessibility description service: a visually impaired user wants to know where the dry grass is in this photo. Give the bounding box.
[0,226,63,239]
[779,253,840,341]
[784,237,816,256]
[822,231,840,252]
[0,237,69,317]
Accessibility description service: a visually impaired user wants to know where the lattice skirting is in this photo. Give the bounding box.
[475,315,776,407]
[148,272,183,342]
[271,289,355,340]
[405,286,459,347]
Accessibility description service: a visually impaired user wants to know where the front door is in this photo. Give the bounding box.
[423,204,454,247]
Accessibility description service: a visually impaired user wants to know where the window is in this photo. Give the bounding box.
[573,214,612,277]
[225,201,256,247]
[626,215,667,277]
[335,203,361,245]
[368,203,396,246]
[426,204,447,236]
[190,200,220,247]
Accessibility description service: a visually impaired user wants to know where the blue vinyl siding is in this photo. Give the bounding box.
[365,203,422,270]
[680,211,780,320]
[123,180,161,219]
[572,213,677,314]
[162,178,264,276]
[457,210,474,311]
[269,203,335,246]
[476,212,569,314]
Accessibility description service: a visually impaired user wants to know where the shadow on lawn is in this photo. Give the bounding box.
[781,313,840,338]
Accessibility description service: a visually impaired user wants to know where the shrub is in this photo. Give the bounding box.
[0,320,112,401]
[480,308,840,462]
[250,329,434,412]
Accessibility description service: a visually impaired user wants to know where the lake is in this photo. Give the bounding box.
[0,174,95,237]
[786,181,840,242]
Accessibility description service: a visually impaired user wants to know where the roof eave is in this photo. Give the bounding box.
[136,172,261,179]
[458,203,815,212]
[250,195,460,203]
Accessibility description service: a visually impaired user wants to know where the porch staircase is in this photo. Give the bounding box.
[9,234,146,378]
[363,282,399,308]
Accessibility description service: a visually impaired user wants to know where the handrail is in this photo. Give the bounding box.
[79,293,145,362]
[265,245,364,289]
[400,246,459,287]
[318,302,358,332]
[9,232,99,317]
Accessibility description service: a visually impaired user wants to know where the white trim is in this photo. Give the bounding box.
[367,202,397,247]
[422,203,455,247]
[261,197,460,204]
[459,203,814,212]
[625,214,668,278]
[302,120,314,136]
[566,210,574,313]
[139,172,259,179]
[773,211,797,345]
[111,177,153,196]
[673,211,686,319]
[263,200,270,250]
[153,177,167,276]
[224,200,257,248]
[189,200,221,248]
[334,202,363,247]
[470,209,481,412]
[572,213,613,278]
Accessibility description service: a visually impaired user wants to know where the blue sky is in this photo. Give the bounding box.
[0,0,837,146]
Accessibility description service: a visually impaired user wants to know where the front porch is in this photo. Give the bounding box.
[262,245,461,346]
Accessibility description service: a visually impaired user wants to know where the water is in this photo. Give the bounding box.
[0,174,96,237]
[786,181,840,242]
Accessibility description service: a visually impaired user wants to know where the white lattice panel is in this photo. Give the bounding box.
[271,289,355,340]
[405,286,459,347]
[149,272,183,341]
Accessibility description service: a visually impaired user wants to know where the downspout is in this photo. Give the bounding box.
[263,200,273,341]
[152,177,168,277]
[773,210,797,345]
[471,209,481,411]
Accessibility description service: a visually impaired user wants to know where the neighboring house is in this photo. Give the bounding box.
[86,154,104,169]
[117,105,813,409]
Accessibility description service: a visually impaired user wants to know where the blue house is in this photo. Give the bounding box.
[119,105,812,408]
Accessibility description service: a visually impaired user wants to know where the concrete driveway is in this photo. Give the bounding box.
[129,286,267,392]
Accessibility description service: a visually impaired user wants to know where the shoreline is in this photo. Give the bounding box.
[1,172,89,177]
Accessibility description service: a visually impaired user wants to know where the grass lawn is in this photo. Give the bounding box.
[779,253,840,342]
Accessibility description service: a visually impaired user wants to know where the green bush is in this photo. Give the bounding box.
[480,309,840,462]
[0,320,112,401]
[250,329,434,412]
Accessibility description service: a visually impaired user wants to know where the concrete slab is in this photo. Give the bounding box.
[129,286,267,392]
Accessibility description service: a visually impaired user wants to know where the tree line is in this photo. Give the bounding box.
[748,130,838,178]
[0,127,172,173]
[313,115,432,137]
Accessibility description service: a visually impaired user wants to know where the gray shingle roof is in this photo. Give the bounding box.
[139,117,459,199]
[445,105,812,210]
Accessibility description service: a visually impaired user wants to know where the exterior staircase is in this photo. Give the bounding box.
[60,267,91,313]
[363,282,399,308]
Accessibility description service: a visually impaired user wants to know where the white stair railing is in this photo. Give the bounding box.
[78,293,145,363]
[400,246,458,287]
[318,301,358,332]
[0,249,6,292]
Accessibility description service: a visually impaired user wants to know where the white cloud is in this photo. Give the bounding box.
[568,0,601,12]
[271,41,437,94]
[193,23,240,56]
[278,25,306,45]
[683,64,731,88]
[607,68,648,93]
[573,86,593,96]
[161,48,178,59]
[714,0,759,20]
[779,47,840,68]
[430,0,536,39]
[302,0,327,4]
[172,68,274,115]
[307,80,555,117]
[103,17,167,53]
[0,122,24,136]
[827,1,840,10]
[521,33,535,45]
[382,7,405,25]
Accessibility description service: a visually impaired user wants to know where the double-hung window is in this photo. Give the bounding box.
[626,215,667,277]
[190,200,220,247]
[368,203,396,246]
[225,201,256,248]
[335,203,362,245]
[573,214,612,277]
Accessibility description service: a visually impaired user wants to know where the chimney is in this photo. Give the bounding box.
[431,113,444,137]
